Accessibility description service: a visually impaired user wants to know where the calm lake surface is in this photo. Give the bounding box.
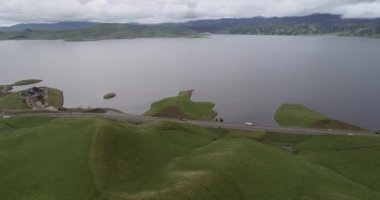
[1,35,379,130]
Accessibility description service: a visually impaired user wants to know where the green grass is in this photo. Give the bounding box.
[1,116,380,199]
[144,90,217,120]
[103,93,116,100]
[295,136,380,192]
[12,79,42,86]
[0,92,29,110]
[47,88,64,108]
[274,104,365,130]
[0,117,98,200]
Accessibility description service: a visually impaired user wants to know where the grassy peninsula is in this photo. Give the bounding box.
[0,88,63,110]
[1,79,42,94]
[12,79,42,86]
[1,116,380,199]
[274,104,365,130]
[0,92,29,110]
[103,93,116,100]
[144,90,217,120]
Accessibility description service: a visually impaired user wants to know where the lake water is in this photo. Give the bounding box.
[1,35,379,130]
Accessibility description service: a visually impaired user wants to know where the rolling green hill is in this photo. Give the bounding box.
[0,24,200,41]
[144,90,217,120]
[1,116,380,200]
[0,92,29,110]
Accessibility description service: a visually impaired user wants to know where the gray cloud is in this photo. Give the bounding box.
[0,0,379,26]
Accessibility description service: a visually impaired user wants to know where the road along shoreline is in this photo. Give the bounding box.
[2,111,377,137]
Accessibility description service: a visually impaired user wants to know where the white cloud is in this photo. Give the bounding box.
[333,1,380,18]
[0,0,379,26]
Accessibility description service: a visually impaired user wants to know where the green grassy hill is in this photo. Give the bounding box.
[274,104,365,130]
[0,88,63,110]
[0,24,200,41]
[144,90,217,120]
[0,92,29,110]
[1,116,380,200]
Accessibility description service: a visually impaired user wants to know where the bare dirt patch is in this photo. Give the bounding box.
[154,106,193,119]
[311,119,365,131]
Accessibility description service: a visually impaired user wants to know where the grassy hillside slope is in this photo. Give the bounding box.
[0,24,200,41]
[275,104,365,130]
[0,117,97,200]
[296,136,380,191]
[0,92,29,110]
[145,90,217,120]
[1,116,380,199]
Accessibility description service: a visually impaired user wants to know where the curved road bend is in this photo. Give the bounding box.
[5,112,378,137]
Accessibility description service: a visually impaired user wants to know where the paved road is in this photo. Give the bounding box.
[4,112,378,137]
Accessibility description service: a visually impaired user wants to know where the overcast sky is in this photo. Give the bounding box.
[0,0,380,26]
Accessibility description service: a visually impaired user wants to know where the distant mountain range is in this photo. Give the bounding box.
[175,14,380,37]
[0,23,200,41]
[0,22,99,31]
[0,14,379,40]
